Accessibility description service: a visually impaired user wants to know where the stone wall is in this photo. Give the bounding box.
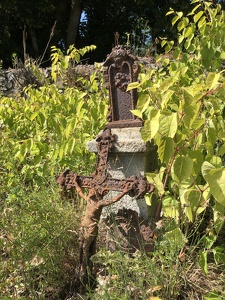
[0,58,156,97]
[0,68,45,97]
[0,65,98,97]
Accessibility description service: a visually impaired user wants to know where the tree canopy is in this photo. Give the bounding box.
[0,0,225,67]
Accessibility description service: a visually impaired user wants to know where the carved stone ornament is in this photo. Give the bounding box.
[103,45,142,128]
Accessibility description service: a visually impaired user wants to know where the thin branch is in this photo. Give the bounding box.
[39,21,57,66]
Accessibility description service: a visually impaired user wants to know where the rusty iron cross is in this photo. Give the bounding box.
[56,127,153,276]
[56,127,153,202]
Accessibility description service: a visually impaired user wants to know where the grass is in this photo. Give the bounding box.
[0,185,225,299]
[0,185,82,299]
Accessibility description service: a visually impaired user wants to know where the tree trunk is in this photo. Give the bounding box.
[28,25,39,58]
[55,0,70,24]
[67,0,81,47]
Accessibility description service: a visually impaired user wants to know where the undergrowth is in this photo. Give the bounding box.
[1,1,225,299]
[0,185,83,299]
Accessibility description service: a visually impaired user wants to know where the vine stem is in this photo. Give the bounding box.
[155,149,178,221]
[197,83,225,103]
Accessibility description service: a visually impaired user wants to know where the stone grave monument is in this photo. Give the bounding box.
[56,45,157,277]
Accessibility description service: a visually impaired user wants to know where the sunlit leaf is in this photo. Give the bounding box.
[206,72,221,90]
[171,155,193,184]
[157,137,174,165]
[159,112,177,138]
[202,162,225,207]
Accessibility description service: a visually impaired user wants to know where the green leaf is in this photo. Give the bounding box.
[162,195,180,219]
[137,93,150,112]
[207,127,217,145]
[26,139,33,151]
[159,112,177,138]
[177,17,189,32]
[173,48,181,60]
[33,155,42,165]
[202,236,217,250]
[184,25,194,38]
[130,109,142,119]
[184,188,203,222]
[213,246,225,264]
[188,150,203,176]
[157,137,174,165]
[165,41,174,53]
[194,10,204,23]
[178,34,185,44]
[141,120,151,142]
[161,90,174,108]
[202,162,225,206]
[127,81,140,91]
[30,111,39,121]
[199,251,208,275]
[206,72,220,90]
[145,192,154,206]
[172,15,180,26]
[201,45,214,67]
[220,52,225,59]
[171,155,193,184]
[146,173,164,196]
[182,87,200,122]
[177,11,183,19]
[166,9,174,16]
[142,110,160,141]
[219,144,225,156]
[210,156,222,168]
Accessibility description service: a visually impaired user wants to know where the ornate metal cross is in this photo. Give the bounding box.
[56,45,154,277]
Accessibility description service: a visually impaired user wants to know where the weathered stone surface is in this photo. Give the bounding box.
[98,208,154,253]
[0,68,42,96]
[87,127,147,153]
[87,127,158,219]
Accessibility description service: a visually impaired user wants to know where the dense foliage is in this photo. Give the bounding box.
[128,0,225,276]
[0,44,108,198]
[1,0,225,67]
[0,0,225,299]
[0,45,108,298]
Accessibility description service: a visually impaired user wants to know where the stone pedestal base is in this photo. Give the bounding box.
[87,127,157,219]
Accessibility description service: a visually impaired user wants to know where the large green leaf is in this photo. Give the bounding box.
[188,150,203,176]
[182,87,201,122]
[202,162,225,206]
[171,155,193,184]
[141,110,160,141]
[184,188,204,222]
[157,137,174,165]
[206,72,220,90]
[159,112,178,138]
[162,195,180,219]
